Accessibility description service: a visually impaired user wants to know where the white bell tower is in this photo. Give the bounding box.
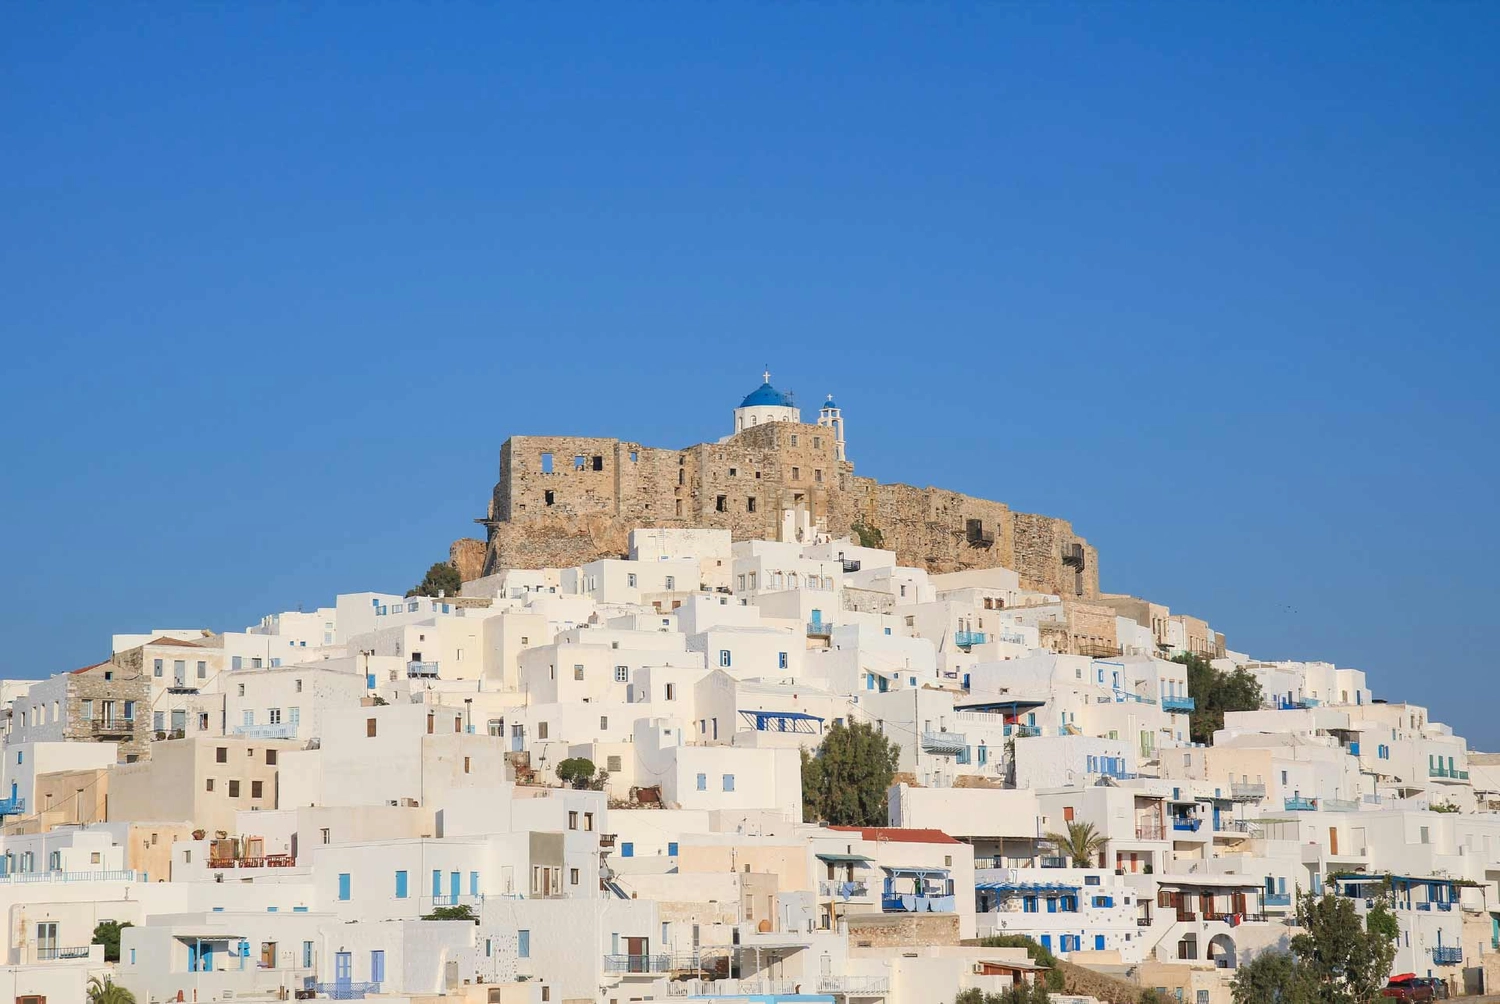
[817,394,846,461]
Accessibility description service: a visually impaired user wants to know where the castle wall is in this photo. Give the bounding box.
[461,424,1100,598]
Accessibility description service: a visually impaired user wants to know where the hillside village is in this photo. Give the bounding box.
[2,377,1495,1004]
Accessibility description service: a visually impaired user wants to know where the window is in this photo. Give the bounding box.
[81,698,93,720]
[716,495,727,512]
[197,660,207,679]
[367,718,377,737]
[627,573,637,588]
[599,716,608,730]
[338,873,351,901]
[665,683,676,701]
[216,747,228,763]
[815,469,823,483]
[722,774,736,792]
[154,659,163,677]
[607,756,622,772]
[574,664,585,680]
[813,435,821,448]
[538,722,549,739]
[791,466,800,480]
[570,868,580,885]
[232,656,242,670]
[747,496,757,512]
[544,490,555,506]
[396,870,409,898]
[251,780,263,798]
[198,712,209,731]
[266,749,278,766]
[303,941,315,968]
[540,452,553,473]
[518,930,531,958]
[573,455,586,470]
[228,780,241,797]
[591,455,603,471]
[237,684,245,697]
[696,773,707,791]
[569,811,579,830]
[778,651,788,669]
[719,650,732,668]
[123,700,135,720]
[665,575,675,590]
[621,842,634,857]
[790,434,799,446]
[268,708,282,724]
[206,778,214,791]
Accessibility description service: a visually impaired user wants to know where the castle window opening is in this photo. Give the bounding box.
[675,499,683,516]
[815,469,823,483]
[591,455,603,471]
[574,455,586,470]
[755,471,761,479]
[678,470,685,486]
[792,467,800,481]
[540,453,553,473]
[716,495,727,512]
[790,434,799,446]
[747,497,756,513]
[813,436,821,448]
[729,468,737,477]
[545,490,555,506]
[629,451,638,462]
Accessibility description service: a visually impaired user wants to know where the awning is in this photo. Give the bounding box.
[956,699,1047,714]
[816,853,874,864]
[883,866,950,877]
[1156,874,1262,889]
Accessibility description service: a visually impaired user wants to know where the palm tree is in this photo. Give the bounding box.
[1045,820,1108,868]
[87,976,137,1004]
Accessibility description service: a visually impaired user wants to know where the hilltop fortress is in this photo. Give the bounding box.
[451,373,1100,599]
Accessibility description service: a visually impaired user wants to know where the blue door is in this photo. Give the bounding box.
[810,609,822,627]
[450,871,461,901]
[335,951,352,992]
[188,942,198,972]
[1040,935,1052,951]
[1095,935,1106,950]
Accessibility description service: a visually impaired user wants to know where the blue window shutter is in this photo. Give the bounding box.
[668,842,679,856]
[395,871,408,898]
[337,873,350,901]
[432,870,442,896]
[470,871,479,895]
[518,931,530,958]
[621,842,634,857]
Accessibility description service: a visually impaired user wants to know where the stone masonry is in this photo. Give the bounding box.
[451,422,1101,598]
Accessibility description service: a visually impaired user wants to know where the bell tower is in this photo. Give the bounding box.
[817,394,846,461]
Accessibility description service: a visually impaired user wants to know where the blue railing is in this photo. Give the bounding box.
[1263,893,1292,907]
[1004,724,1041,738]
[806,621,833,636]
[407,661,439,678]
[955,630,986,648]
[0,797,25,816]
[1172,818,1202,832]
[309,982,381,1000]
[882,893,956,913]
[1284,796,1317,811]
[1161,695,1196,713]
[1433,946,1462,965]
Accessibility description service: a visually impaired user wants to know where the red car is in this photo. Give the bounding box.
[1382,975,1435,1002]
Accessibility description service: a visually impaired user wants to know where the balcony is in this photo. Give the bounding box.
[407,660,439,678]
[841,559,862,573]
[1230,782,1267,801]
[1135,822,1165,840]
[965,520,995,548]
[604,953,672,974]
[1216,819,1257,835]
[1161,695,1196,713]
[1172,818,1203,833]
[1433,946,1463,966]
[1321,798,1358,812]
[807,621,834,638]
[818,976,890,995]
[882,892,956,913]
[819,880,871,899]
[0,796,25,816]
[1005,724,1041,738]
[232,723,297,740]
[1039,856,1068,869]
[36,946,92,961]
[1263,893,1292,907]
[921,730,967,756]
[208,855,295,870]
[309,982,381,999]
[1284,796,1318,811]
[954,630,987,649]
[90,717,136,737]
[0,869,137,884]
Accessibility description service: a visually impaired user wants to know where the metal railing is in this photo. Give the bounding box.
[807,621,834,637]
[309,982,382,1000]
[1172,818,1202,832]
[1005,724,1041,738]
[954,630,986,648]
[1322,798,1358,812]
[1284,796,1317,811]
[407,661,440,678]
[920,730,967,755]
[1231,782,1266,800]
[818,975,890,995]
[819,879,871,898]
[1161,695,1196,713]
[603,953,672,974]
[90,717,135,735]
[36,946,91,960]
[1432,946,1462,965]
[1263,893,1292,907]
[0,796,25,816]
[0,869,136,884]
[1135,823,1165,840]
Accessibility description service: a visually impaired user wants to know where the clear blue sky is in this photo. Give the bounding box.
[3,5,1497,742]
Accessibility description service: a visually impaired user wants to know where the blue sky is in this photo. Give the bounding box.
[2,5,1497,742]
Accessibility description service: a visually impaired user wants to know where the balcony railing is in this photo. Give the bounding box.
[818,975,890,995]
[1216,819,1257,834]
[1172,818,1202,832]
[841,559,861,573]
[1284,796,1317,811]
[1263,893,1292,907]
[0,796,25,816]
[208,855,296,870]
[1161,695,1196,713]
[36,946,91,960]
[1231,782,1266,801]
[0,869,137,884]
[309,982,382,1000]
[1135,823,1165,840]
[1322,797,1358,812]
[954,630,986,649]
[882,892,956,913]
[1432,946,1463,965]
[1039,856,1068,869]
[90,717,136,735]
[232,723,297,740]
[1005,724,1041,738]
[819,879,871,899]
[604,953,672,974]
[920,730,967,756]
[407,660,439,678]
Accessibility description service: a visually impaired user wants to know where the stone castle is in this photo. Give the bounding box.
[449,373,1100,598]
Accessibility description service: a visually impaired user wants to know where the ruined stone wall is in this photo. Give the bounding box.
[846,911,959,948]
[463,424,1101,597]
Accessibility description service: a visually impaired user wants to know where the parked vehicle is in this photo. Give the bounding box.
[1382,976,1435,1002]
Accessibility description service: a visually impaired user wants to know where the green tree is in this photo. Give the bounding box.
[851,521,884,549]
[556,757,608,790]
[407,561,462,598]
[1230,951,1319,1004]
[422,904,477,922]
[87,976,137,1004]
[1289,890,1398,1004]
[92,919,133,962]
[800,720,901,825]
[1174,653,1262,744]
[1045,820,1108,868]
